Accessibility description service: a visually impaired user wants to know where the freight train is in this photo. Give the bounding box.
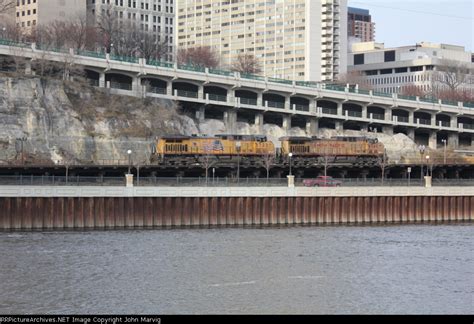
[151,134,386,166]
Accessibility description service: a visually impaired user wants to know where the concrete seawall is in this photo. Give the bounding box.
[0,186,472,230]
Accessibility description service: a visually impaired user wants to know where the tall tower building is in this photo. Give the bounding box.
[177,0,348,82]
[87,0,175,60]
[348,7,375,43]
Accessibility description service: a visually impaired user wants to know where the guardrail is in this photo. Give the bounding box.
[0,176,473,187]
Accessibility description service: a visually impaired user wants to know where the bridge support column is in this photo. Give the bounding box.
[196,107,205,121]
[99,72,106,88]
[337,102,343,116]
[198,85,204,100]
[448,133,459,149]
[407,129,415,142]
[132,76,140,95]
[451,116,458,129]
[385,108,392,122]
[24,60,32,75]
[335,121,343,132]
[408,111,415,124]
[285,96,291,111]
[255,113,264,133]
[166,82,172,96]
[282,115,291,132]
[305,118,318,136]
[431,114,436,127]
[224,110,237,133]
[429,131,437,149]
[382,126,394,136]
[362,105,368,119]
[257,93,263,107]
[229,89,236,105]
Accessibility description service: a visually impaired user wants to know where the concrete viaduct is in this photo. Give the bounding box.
[1,41,474,150]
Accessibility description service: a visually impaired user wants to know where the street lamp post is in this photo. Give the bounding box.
[441,139,447,164]
[127,149,132,174]
[288,152,293,176]
[425,155,430,177]
[418,145,426,180]
[236,141,241,183]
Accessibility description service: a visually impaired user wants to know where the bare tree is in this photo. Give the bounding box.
[177,46,219,68]
[262,152,275,183]
[377,149,389,186]
[201,152,216,186]
[433,59,473,93]
[0,0,14,14]
[231,53,262,74]
[319,145,335,184]
[400,84,427,98]
[111,23,169,61]
[96,5,120,53]
[336,71,373,91]
[65,15,91,51]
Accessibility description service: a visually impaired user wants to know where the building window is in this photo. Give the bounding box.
[354,54,364,65]
[384,50,395,62]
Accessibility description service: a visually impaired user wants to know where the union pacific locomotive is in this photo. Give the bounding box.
[151,134,385,166]
[151,134,275,165]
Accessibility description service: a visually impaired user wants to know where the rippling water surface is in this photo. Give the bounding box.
[0,224,472,314]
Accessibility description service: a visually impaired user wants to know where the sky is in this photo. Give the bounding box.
[348,0,474,51]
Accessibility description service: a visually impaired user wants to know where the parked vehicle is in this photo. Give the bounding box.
[303,176,342,187]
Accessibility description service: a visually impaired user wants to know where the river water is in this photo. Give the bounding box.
[0,224,472,314]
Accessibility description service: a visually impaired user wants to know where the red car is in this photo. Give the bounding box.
[303,176,342,187]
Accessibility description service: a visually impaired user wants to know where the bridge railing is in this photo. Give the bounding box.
[0,176,473,187]
[0,38,474,109]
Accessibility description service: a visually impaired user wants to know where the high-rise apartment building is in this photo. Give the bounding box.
[87,0,176,60]
[15,0,86,31]
[177,0,347,82]
[348,7,375,43]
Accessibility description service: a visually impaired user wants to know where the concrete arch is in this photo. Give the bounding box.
[172,79,202,88]
[436,114,451,127]
[393,126,408,136]
[458,116,473,126]
[263,93,286,109]
[204,85,228,96]
[235,90,258,99]
[414,111,432,124]
[172,81,199,93]
[235,90,258,105]
[105,69,137,79]
[368,106,385,114]
[343,103,362,118]
[392,109,410,122]
[290,96,310,112]
[141,77,168,89]
[84,69,100,81]
[105,73,133,90]
[317,100,338,109]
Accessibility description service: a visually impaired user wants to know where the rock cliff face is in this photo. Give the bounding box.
[0,76,420,165]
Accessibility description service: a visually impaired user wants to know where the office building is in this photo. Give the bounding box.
[348,41,474,95]
[15,0,86,31]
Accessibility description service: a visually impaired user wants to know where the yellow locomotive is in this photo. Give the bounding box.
[152,134,275,163]
[279,136,385,165]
